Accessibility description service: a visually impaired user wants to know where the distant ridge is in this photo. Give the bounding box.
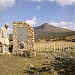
[34,23,75,39]
[34,23,72,33]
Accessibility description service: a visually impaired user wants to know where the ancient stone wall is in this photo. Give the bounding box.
[13,22,34,54]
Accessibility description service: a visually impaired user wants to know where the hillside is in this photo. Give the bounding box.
[34,23,75,40]
[34,23,71,33]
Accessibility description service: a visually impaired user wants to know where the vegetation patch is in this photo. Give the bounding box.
[0,52,75,75]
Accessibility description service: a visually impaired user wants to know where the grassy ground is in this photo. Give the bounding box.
[0,52,75,75]
[0,54,47,75]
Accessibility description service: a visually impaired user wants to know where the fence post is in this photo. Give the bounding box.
[54,42,55,52]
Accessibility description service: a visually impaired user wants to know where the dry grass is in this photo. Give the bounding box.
[0,52,75,75]
[0,55,30,75]
[0,54,46,75]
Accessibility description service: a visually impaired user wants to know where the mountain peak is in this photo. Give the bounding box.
[34,23,74,39]
[38,23,53,29]
[34,23,72,33]
[42,23,48,25]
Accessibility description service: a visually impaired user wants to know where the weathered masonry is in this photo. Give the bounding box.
[13,22,34,54]
[0,29,3,53]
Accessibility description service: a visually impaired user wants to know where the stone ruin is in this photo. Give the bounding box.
[13,22,34,55]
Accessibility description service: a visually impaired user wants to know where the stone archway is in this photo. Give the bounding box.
[13,22,34,54]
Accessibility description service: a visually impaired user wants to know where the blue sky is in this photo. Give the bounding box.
[0,0,75,33]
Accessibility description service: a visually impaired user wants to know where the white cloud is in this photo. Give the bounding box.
[49,0,54,2]
[32,0,43,2]
[32,0,54,2]
[50,21,75,30]
[74,24,75,30]
[55,0,74,6]
[0,0,16,11]
[32,0,74,6]
[26,16,37,26]
[36,5,41,9]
